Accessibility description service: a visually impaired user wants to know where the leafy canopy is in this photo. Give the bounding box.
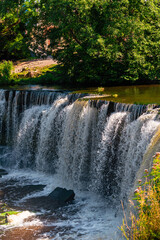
[0,0,160,85]
[37,0,160,85]
[0,0,39,60]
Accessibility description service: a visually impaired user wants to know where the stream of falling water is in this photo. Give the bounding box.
[0,89,160,239]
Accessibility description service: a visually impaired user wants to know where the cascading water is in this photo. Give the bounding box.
[0,89,160,239]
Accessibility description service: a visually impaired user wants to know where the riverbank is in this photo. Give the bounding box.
[0,58,62,86]
[1,59,160,89]
[11,58,61,86]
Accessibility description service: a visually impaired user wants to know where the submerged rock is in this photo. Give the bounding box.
[0,190,4,199]
[48,187,75,204]
[2,184,46,201]
[25,187,75,211]
[0,169,8,176]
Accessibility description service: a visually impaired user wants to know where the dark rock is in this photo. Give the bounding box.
[21,67,26,72]
[26,71,33,78]
[0,169,8,176]
[24,196,57,211]
[0,190,4,199]
[24,187,75,211]
[48,187,75,204]
[2,184,46,201]
[107,101,115,116]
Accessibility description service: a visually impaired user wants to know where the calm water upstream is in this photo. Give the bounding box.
[73,84,160,104]
[6,84,160,104]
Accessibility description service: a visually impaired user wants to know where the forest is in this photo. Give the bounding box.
[0,0,160,85]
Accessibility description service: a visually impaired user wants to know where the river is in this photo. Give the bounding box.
[0,86,160,239]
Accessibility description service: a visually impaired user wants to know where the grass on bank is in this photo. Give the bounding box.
[0,60,63,86]
[12,64,61,85]
[120,153,160,240]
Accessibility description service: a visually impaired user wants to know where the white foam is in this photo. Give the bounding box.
[1,170,122,239]
[1,211,43,230]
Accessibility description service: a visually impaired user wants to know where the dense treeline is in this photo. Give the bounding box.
[0,0,160,85]
[0,0,39,60]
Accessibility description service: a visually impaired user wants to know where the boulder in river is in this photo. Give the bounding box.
[25,187,75,211]
[48,187,75,204]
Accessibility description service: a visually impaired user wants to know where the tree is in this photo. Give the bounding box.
[0,0,39,60]
[36,0,160,85]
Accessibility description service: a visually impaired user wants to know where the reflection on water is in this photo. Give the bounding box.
[75,85,160,104]
[3,84,160,104]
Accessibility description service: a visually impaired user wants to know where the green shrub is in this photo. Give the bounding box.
[120,154,160,240]
[0,61,13,85]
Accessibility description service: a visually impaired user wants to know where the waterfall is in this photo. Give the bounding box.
[0,89,160,205]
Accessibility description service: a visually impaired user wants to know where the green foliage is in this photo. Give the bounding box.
[0,211,20,217]
[0,201,21,226]
[0,211,21,225]
[0,61,13,85]
[121,153,160,240]
[0,0,39,60]
[12,64,62,86]
[97,87,104,94]
[34,0,160,85]
[1,0,160,85]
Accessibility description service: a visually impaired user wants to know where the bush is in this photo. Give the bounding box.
[0,61,13,85]
[120,153,160,240]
